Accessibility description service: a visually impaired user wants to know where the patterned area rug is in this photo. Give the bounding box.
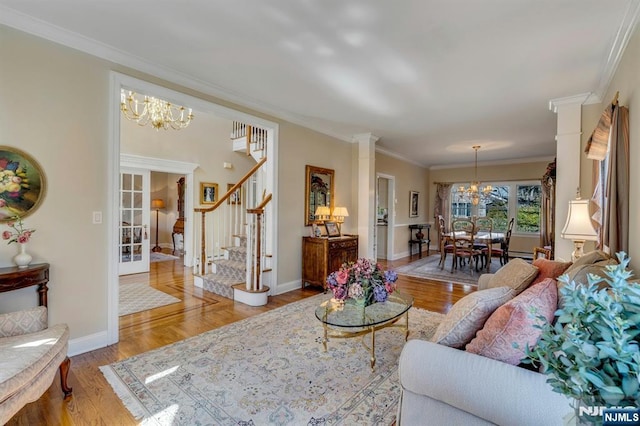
[119,283,181,316]
[150,252,180,263]
[101,293,444,425]
[395,254,503,286]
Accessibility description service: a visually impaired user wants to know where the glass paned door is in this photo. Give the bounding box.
[119,167,150,275]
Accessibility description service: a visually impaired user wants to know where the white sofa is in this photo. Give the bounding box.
[0,306,71,424]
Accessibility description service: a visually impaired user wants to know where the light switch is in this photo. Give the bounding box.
[92,211,102,224]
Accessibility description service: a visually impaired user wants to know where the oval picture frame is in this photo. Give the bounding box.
[0,146,46,222]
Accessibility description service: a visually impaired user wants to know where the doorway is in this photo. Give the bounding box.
[376,174,395,260]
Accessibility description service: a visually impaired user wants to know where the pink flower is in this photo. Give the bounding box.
[1,231,10,240]
[0,200,6,208]
[17,234,29,244]
[336,270,348,285]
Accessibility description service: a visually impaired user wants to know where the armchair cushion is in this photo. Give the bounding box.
[486,258,538,295]
[0,306,47,338]
[466,278,558,365]
[431,286,514,348]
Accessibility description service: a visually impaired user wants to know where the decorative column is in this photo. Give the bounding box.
[549,93,590,261]
[354,133,379,258]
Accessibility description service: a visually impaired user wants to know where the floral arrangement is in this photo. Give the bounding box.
[2,216,35,244]
[326,258,399,305]
[0,157,30,205]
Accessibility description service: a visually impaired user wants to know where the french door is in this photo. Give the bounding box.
[119,167,150,275]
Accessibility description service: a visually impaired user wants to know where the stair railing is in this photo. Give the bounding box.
[232,121,268,157]
[246,193,272,292]
[194,157,267,275]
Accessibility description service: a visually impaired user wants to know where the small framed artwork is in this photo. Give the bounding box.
[227,183,242,205]
[409,191,419,218]
[0,146,47,222]
[325,221,340,237]
[200,182,218,205]
[311,223,323,237]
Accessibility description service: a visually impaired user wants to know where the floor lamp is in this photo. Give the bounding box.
[151,198,165,253]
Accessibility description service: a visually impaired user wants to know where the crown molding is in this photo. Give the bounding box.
[548,93,591,113]
[429,155,555,171]
[375,146,427,168]
[0,5,355,144]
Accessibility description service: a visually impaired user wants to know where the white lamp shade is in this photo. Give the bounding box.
[314,206,330,219]
[561,199,598,241]
[332,207,349,218]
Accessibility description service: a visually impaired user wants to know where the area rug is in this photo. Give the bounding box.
[150,252,180,263]
[101,293,444,425]
[395,255,503,286]
[119,283,182,316]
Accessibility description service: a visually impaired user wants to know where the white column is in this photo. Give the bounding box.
[354,133,379,259]
[549,93,590,261]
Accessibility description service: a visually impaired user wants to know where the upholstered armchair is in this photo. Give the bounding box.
[0,306,71,424]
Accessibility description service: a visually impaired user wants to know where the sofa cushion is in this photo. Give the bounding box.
[530,258,572,286]
[466,278,557,365]
[0,323,69,403]
[487,258,539,295]
[431,286,514,348]
[0,306,47,338]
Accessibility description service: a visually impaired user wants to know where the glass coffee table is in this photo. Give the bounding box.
[315,293,414,369]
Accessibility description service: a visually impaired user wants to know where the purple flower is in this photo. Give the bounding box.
[332,285,347,300]
[373,285,388,303]
[384,270,398,283]
[326,272,338,288]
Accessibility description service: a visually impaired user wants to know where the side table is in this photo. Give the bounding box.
[0,263,50,307]
[408,224,431,258]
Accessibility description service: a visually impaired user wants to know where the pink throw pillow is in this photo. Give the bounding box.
[530,258,572,286]
[465,278,558,365]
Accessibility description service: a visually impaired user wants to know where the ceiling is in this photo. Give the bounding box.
[1,1,638,167]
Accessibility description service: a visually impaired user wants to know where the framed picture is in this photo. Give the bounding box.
[200,182,218,205]
[227,183,242,205]
[325,221,340,237]
[0,146,46,222]
[304,165,334,226]
[409,191,419,218]
[311,223,323,237]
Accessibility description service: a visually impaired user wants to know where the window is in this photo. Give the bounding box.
[450,181,541,234]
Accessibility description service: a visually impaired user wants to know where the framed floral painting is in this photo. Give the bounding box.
[0,146,46,222]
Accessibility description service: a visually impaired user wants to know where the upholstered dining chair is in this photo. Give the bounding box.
[437,215,454,269]
[473,217,493,269]
[449,218,480,273]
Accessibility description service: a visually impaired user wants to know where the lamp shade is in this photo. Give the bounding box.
[561,198,597,241]
[151,199,165,210]
[332,207,349,218]
[314,206,330,219]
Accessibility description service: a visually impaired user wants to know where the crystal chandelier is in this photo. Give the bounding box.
[457,145,493,206]
[120,90,194,130]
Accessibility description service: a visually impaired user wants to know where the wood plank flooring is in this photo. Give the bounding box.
[7,251,475,425]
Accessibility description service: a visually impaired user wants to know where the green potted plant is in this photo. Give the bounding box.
[524,252,640,425]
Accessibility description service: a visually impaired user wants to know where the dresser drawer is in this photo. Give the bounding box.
[329,239,358,250]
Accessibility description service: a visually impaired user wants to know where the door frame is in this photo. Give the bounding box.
[108,72,279,345]
[375,173,395,260]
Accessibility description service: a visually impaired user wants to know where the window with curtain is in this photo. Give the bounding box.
[450,181,541,234]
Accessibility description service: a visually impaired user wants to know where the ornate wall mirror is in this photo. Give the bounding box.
[305,165,334,226]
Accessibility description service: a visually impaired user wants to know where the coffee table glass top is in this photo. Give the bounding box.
[315,293,414,328]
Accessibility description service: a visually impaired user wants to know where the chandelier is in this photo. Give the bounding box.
[120,90,194,130]
[457,145,493,206]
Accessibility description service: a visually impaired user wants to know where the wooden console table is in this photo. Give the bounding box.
[408,224,431,258]
[302,235,358,290]
[0,263,50,307]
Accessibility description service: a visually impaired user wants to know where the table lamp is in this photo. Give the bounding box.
[332,207,349,234]
[314,206,331,223]
[151,198,165,253]
[561,197,598,261]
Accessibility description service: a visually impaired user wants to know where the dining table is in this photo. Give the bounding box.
[442,231,505,273]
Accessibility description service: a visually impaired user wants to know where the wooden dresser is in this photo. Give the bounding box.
[302,235,358,289]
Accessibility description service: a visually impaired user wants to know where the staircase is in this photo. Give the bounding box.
[193,121,272,306]
[198,236,247,299]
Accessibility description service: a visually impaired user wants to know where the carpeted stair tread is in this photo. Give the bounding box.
[201,275,242,299]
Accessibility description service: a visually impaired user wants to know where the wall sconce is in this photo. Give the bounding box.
[561,197,598,261]
[314,206,331,223]
[332,206,349,234]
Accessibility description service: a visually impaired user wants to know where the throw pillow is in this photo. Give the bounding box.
[431,286,514,348]
[487,258,539,295]
[466,278,558,365]
[0,306,47,338]
[530,258,572,286]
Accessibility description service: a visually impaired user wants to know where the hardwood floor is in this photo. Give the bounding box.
[7,250,475,425]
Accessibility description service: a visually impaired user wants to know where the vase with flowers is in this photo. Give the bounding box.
[2,216,35,268]
[326,258,399,307]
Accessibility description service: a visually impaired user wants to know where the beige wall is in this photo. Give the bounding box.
[0,25,354,347]
[580,25,640,271]
[375,152,430,259]
[428,160,551,254]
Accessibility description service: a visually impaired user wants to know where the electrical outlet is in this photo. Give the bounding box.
[92,211,102,224]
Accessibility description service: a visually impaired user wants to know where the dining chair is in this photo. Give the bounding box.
[437,215,454,269]
[533,246,552,260]
[474,217,493,269]
[491,217,514,265]
[450,218,480,274]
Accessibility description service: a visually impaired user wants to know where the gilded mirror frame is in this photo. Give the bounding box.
[305,165,334,226]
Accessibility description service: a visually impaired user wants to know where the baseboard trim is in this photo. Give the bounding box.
[68,330,109,357]
[274,279,302,295]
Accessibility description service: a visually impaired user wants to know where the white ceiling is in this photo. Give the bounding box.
[1,1,638,167]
